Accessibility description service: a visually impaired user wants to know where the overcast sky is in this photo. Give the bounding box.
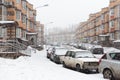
[28,0,109,29]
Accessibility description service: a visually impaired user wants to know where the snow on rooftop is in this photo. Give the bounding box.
[113,40,120,42]
[0,21,15,24]
[26,33,37,35]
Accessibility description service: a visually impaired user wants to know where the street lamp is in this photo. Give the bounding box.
[44,22,53,45]
[35,4,49,9]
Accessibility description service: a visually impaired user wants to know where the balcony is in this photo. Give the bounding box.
[4,1,14,8]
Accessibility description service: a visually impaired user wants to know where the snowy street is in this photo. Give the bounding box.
[0,49,107,80]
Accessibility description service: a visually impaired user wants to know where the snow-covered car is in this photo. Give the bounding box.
[62,49,99,72]
[99,50,120,80]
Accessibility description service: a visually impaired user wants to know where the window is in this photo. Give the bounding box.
[16,0,21,3]
[16,28,21,38]
[117,19,120,30]
[22,14,26,23]
[110,53,120,60]
[110,33,114,40]
[101,14,104,20]
[1,27,7,37]
[30,22,33,28]
[110,8,114,16]
[22,1,26,10]
[117,5,120,17]
[66,51,71,56]
[30,10,33,16]
[21,30,26,39]
[109,20,114,27]
[16,10,21,20]
[101,25,104,30]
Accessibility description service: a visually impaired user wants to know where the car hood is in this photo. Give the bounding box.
[77,58,99,62]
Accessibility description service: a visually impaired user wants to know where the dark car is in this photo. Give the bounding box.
[53,48,67,64]
[90,45,104,54]
[46,47,55,59]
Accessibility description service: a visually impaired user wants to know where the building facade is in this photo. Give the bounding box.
[0,0,38,46]
[75,0,120,47]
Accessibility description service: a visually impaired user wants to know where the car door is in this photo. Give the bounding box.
[112,60,120,79]
[64,51,72,66]
[69,51,76,68]
[110,53,120,79]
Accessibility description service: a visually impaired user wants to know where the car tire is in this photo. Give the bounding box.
[76,64,81,72]
[103,69,114,80]
[63,62,66,68]
[96,69,99,73]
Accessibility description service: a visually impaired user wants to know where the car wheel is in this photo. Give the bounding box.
[96,69,99,73]
[76,64,81,72]
[63,62,66,68]
[103,69,114,80]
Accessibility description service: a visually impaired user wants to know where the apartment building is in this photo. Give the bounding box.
[0,0,37,46]
[75,0,120,46]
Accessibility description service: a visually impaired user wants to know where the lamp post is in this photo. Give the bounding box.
[35,4,48,9]
[44,22,53,45]
[34,4,49,50]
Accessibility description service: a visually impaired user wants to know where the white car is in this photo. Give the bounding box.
[61,49,99,72]
[99,50,120,80]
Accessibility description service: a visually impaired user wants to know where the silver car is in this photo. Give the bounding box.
[99,50,120,80]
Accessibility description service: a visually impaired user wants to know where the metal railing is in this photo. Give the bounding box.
[0,39,31,56]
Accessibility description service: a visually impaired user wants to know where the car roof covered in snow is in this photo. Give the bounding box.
[103,47,120,53]
[68,49,90,52]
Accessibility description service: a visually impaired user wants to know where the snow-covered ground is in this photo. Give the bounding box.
[0,48,108,80]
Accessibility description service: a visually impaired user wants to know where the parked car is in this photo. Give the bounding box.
[99,50,120,80]
[61,49,99,72]
[46,47,55,59]
[90,45,104,59]
[53,48,67,64]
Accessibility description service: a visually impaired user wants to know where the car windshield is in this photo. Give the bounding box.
[75,51,94,58]
[110,53,120,61]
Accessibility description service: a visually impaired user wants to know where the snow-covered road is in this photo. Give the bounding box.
[0,49,108,80]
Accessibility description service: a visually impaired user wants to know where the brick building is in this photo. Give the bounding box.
[0,0,38,46]
[75,0,120,47]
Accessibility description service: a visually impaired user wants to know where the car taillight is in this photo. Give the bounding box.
[99,54,105,65]
[99,58,102,65]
